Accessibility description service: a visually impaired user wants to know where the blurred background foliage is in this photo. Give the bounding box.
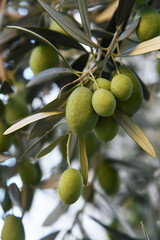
[0,0,160,239]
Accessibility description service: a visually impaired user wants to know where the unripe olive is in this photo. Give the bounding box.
[18,161,42,186]
[84,132,97,156]
[5,94,29,125]
[92,89,116,117]
[112,66,143,117]
[92,78,110,92]
[0,121,12,153]
[58,168,83,205]
[29,44,59,75]
[98,161,120,195]
[110,74,133,101]
[1,215,25,240]
[135,6,160,41]
[94,116,119,142]
[66,87,99,136]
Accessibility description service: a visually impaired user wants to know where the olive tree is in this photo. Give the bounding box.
[0,0,160,239]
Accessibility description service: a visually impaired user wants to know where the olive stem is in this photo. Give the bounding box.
[66,132,72,168]
[111,54,120,74]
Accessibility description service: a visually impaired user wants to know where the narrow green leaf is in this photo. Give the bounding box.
[89,216,144,240]
[118,18,140,41]
[156,51,160,59]
[122,36,160,56]
[43,202,68,226]
[27,67,74,87]
[37,0,97,48]
[141,222,151,240]
[116,0,135,26]
[0,154,12,163]
[40,231,59,240]
[36,132,68,158]
[28,114,64,140]
[27,26,86,51]
[20,121,65,159]
[8,183,22,211]
[78,136,88,186]
[4,111,63,135]
[7,26,74,71]
[37,85,77,113]
[62,0,111,9]
[77,0,91,39]
[113,110,156,158]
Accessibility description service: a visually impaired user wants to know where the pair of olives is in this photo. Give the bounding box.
[92,73,133,117]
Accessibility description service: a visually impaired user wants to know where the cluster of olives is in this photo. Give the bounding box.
[58,64,143,205]
[65,65,143,143]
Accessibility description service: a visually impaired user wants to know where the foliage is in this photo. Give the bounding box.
[0,0,160,239]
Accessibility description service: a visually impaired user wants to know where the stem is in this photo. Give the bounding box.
[67,132,71,168]
[111,54,119,74]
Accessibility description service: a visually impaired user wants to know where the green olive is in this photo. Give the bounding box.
[58,168,83,205]
[92,89,116,117]
[18,161,42,186]
[1,215,25,240]
[29,44,59,75]
[92,78,110,92]
[5,94,29,125]
[98,161,120,195]
[112,65,143,116]
[110,74,133,101]
[66,87,99,136]
[94,116,119,142]
[135,6,160,41]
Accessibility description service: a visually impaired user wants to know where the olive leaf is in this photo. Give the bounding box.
[116,0,135,26]
[27,67,74,88]
[0,154,12,163]
[20,121,65,159]
[156,51,160,59]
[37,0,97,48]
[43,201,69,226]
[36,132,68,158]
[77,0,91,39]
[78,136,88,186]
[118,18,140,41]
[122,36,160,56]
[89,216,144,240]
[141,222,151,240]
[3,111,63,135]
[26,26,86,51]
[7,26,74,71]
[28,113,65,140]
[113,110,156,158]
[40,231,60,240]
[8,183,22,211]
